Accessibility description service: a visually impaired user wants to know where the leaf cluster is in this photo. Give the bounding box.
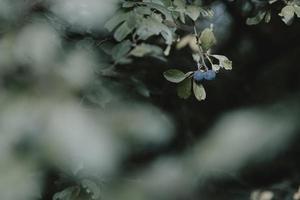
[246,0,300,25]
[103,0,232,101]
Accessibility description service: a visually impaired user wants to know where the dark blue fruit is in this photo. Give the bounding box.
[204,70,216,80]
[193,71,205,81]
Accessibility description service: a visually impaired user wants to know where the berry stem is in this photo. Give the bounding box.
[205,54,214,68]
[197,62,201,70]
[200,53,208,71]
[193,25,199,44]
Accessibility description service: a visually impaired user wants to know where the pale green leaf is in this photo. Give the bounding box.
[246,11,266,25]
[161,0,173,7]
[173,0,186,8]
[192,53,200,63]
[130,43,163,57]
[135,6,152,16]
[81,179,100,200]
[131,77,150,97]
[112,40,132,61]
[173,0,186,23]
[279,5,295,25]
[53,187,80,200]
[135,16,173,45]
[186,6,201,21]
[127,12,139,29]
[264,10,271,23]
[177,78,192,99]
[212,64,220,71]
[211,55,232,70]
[199,27,217,52]
[114,22,134,41]
[122,2,136,8]
[163,69,186,83]
[269,0,279,4]
[164,45,171,56]
[193,81,206,101]
[185,71,194,78]
[138,2,174,21]
[105,12,128,32]
[161,29,173,45]
[294,5,300,17]
[143,0,165,6]
[118,57,133,64]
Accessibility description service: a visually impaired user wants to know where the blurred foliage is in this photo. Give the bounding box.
[0,0,300,200]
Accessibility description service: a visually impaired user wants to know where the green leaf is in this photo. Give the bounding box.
[161,30,173,45]
[173,0,186,23]
[122,2,136,8]
[173,0,186,8]
[163,69,186,83]
[113,22,134,41]
[246,11,266,25]
[81,179,101,200]
[177,78,192,99]
[212,64,220,71]
[279,5,295,25]
[264,10,271,23]
[193,81,206,101]
[135,16,173,45]
[186,6,201,21]
[130,43,163,57]
[293,5,300,18]
[118,57,133,64]
[100,42,114,55]
[211,55,232,70]
[164,44,171,56]
[199,27,216,52]
[127,12,139,29]
[161,0,173,7]
[112,40,132,61]
[53,187,80,200]
[105,11,128,32]
[185,71,194,77]
[138,2,174,21]
[143,0,165,6]
[135,6,152,16]
[131,77,150,97]
[192,53,200,63]
[269,0,279,4]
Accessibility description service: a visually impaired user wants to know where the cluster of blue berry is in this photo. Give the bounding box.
[193,70,216,82]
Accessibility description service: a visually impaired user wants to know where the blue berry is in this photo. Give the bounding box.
[204,70,216,80]
[193,71,205,81]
